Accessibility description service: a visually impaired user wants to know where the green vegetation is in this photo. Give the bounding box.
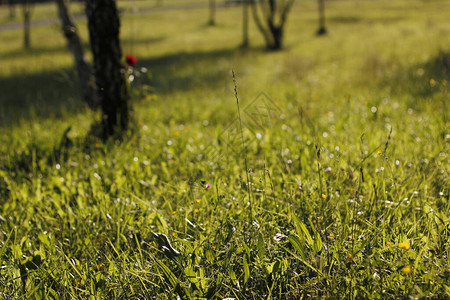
[0,0,449,298]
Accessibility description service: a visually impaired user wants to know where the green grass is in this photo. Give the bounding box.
[0,0,449,298]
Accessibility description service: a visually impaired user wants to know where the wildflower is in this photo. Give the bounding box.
[94,264,104,272]
[125,54,137,66]
[172,232,177,237]
[399,241,411,250]
[347,253,354,262]
[195,199,201,203]
[205,183,211,189]
[273,233,288,242]
[377,150,382,156]
[321,194,327,199]
[429,78,436,86]
[298,186,302,190]
[172,211,177,215]
[401,266,412,274]
[194,209,200,214]
[328,233,335,239]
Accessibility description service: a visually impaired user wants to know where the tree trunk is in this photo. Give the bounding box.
[251,0,294,50]
[22,1,31,49]
[209,0,215,26]
[241,0,249,48]
[269,24,283,50]
[9,0,16,19]
[86,0,131,139]
[317,0,327,35]
[56,0,98,110]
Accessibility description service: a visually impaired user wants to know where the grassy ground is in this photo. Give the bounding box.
[0,0,449,298]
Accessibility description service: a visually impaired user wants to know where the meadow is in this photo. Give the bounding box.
[0,0,449,298]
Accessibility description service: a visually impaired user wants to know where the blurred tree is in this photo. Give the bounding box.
[22,0,32,48]
[316,0,327,35]
[241,0,249,48]
[251,0,295,50]
[86,0,131,139]
[8,0,16,19]
[56,0,98,110]
[209,0,216,26]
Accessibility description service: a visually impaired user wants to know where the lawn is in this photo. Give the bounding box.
[0,0,449,298]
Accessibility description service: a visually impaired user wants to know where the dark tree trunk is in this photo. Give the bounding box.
[241,0,249,48]
[9,0,16,19]
[56,0,98,110]
[86,0,131,139]
[22,1,31,49]
[251,0,294,51]
[209,0,215,26]
[317,0,327,35]
[269,25,283,50]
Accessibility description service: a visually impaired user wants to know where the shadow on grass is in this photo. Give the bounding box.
[0,45,256,126]
[391,50,449,101]
[362,50,449,102]
[140,46,251,95]
[0,35,166,60]
[0,67,86,127]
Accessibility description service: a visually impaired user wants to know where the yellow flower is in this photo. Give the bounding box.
[401,266,412,274]
[94,264,104,272]
[377,150,382,156]
[399,241,411,250]
[321,194,327,199]
[194,209,200,214]
[430,78,436,86]
[386,242,394,247]
[195,199,201,203]
[347,253,354,262]
[172,211,177,215]
[172,232,177,237]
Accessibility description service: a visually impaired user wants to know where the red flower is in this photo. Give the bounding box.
[126,55,137,66]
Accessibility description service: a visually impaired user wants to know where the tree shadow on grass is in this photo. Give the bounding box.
[0,67,86,127]
[391,50,449,102]
[0,35,166,60]
[0,46,257,126]
[140,46,253,95]
[362,50,449,104]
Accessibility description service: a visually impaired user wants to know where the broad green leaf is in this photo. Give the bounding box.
[257,232,265,259]
[288,234,306,260]
[229,269,238,286]
[243,255,250,285]
[155,259,178,289]
[313,232,323,254]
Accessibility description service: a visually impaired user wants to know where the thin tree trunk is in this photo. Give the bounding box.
[241,0,249,48]
[56,0,98,110]
[9,0,16,19]
[86,0,131,139]
[22,1,30,49]
[209,0,215,26]
[251,1,273,48]
[317,0,327,35]
[251,0,294,50]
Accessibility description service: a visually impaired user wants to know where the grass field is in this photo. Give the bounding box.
[0,0,449,298]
